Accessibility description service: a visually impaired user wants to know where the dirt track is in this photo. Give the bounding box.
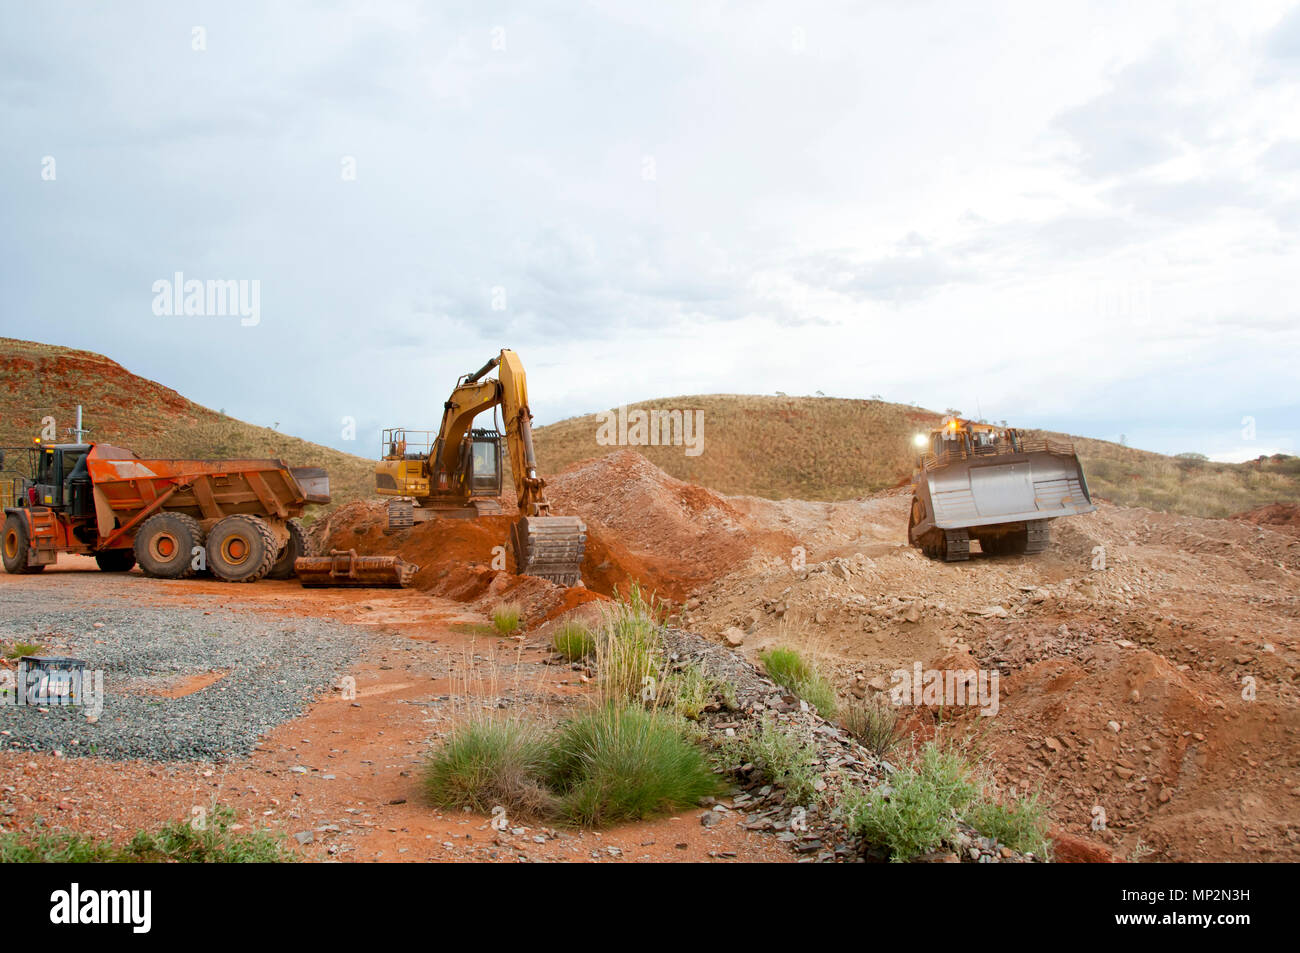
[0,557,787,863]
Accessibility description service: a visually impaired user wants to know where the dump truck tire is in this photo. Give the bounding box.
[268,518,311,580]
[2,515,43,574]
[134,512,203,579]
[95,549,136,573]
[207,515,277,583]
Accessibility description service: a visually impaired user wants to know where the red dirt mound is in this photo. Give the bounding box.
[549,450,785,600]
[1231,502,1300,534]
[311,451,786,609]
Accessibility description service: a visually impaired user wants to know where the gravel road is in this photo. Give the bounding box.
[0,583,363,762]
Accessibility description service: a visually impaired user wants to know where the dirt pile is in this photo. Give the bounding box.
[546,450,771,600]
[1232,502,1300,534]
[310,501,602,624]
[681,498,1300,862]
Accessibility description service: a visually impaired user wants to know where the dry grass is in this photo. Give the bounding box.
[530,393,1300,519]
[530,394,936,500]
[4,338,1295,521]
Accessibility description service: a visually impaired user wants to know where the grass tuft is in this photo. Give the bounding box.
[490,603,522,636]
[422,715,555,819]
[842,695,904,757]
[552,620,596,661]
[968,791,1052,858]
[594,584,663,706]
[546,705,723,826]
[760,646,838,717]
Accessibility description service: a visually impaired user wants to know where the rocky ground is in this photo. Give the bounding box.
[4,449,1296,862]
[320,450,1300,861]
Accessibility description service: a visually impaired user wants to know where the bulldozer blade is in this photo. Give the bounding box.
[922,449,1094,530]
[510,516,587,587]
[295,549,419,588]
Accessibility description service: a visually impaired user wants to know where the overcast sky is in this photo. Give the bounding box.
[2,1,1297,462]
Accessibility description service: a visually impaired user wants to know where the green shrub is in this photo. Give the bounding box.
[664,664,735,720]
[722,714,820,805]
[422,715,554,819]
[760,646,838,717]
[4,642,42,660]
[546,705,723,826]
[552,620,596,661]
[968,791,1052,858]
[490,603,522,636]
[126,804,293,863]
[0,806,293,863]
[843,743,979,861]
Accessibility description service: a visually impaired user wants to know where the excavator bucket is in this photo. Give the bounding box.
[510,516,587,587]
[295,549,419,588]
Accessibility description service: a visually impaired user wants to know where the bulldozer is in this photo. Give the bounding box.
[908,416,1096,561]
[368,349,586,586]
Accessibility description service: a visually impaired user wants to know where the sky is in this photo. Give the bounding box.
[1,0,1297,463]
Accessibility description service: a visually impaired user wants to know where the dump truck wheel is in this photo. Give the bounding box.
[94,549,136,573]
[1,515,43,574]
[134,512,203,579]
[268,518,311,580]
[207,515,277,583]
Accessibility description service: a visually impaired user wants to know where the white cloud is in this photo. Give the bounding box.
[0,0,1297,461]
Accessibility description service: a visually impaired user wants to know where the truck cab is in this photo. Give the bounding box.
[31,443,93,517]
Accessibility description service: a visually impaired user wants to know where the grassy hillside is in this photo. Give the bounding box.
[530,396,1300,518]
[531,395,937,499]
[0,338,374,516]
[3,338,1294,521]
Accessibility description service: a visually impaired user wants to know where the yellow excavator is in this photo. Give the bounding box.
[372,349,587,586]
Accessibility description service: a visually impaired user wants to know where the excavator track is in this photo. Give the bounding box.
[510,516,587,587]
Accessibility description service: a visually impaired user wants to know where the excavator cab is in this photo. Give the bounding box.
[463,428,503,497]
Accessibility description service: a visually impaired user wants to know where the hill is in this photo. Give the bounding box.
[0,338,374,517]
[531,396,1300,518]
[2,338,1296,520]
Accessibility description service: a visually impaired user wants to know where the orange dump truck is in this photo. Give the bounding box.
[1,442,328,582]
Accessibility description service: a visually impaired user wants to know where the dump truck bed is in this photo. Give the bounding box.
[85,444,328,539]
